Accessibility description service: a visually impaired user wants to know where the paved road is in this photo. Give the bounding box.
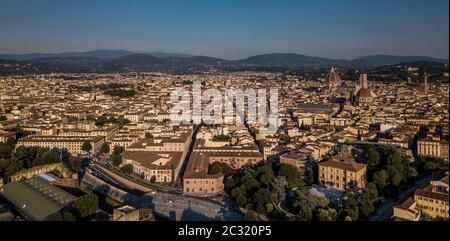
[88,163,243,221]
[92,164,153,193]
[150,192,241,221]
[369,174,432,221]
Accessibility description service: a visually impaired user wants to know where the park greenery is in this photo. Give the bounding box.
[0,145,62,178]
[359,144,445,198]
[94,115,131,127]
[220,141,447,221]
[221,160,305,220]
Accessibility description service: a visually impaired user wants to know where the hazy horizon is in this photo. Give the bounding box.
[0,49,449,61]
[0,0,448,60]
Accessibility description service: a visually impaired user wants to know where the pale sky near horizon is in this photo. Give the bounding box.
[0,0,448,59]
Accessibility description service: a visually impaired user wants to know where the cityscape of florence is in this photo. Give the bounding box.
[0,0,448,232]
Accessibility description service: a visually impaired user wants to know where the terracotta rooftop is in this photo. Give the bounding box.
[415,184,449,202]
[121,151,181,170]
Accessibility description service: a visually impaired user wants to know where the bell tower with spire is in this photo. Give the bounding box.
[423,70,429,95]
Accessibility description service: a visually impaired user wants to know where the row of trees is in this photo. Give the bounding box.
[0,138,15,159]
[0,124,31,160]
[80,142,111,156]
[0,146,62,178]
[94,115,131,127]
[109,145,124,167]
[362,145,417,196]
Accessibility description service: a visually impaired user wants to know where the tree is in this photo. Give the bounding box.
[297,205,313,221]
[120,164,133,174]
[288,189,316,221]
[145,132,153,138]
[110,154,122,167]
[95,116,109,127]
[299,123,311,131]
[45,211,76,221]
[340,188,360,221]
[150,175,156,183]
[0,158,24,177]
[259,173,275,187]
[387,152,404,166]
[254,188,272,208]
[14,146,38,167]
[231,186,246,198]
[209,163,223,174]
[424,161,439,171]
[278,164,302,188]
[0,116,6,121]
[39,150,60,165]
[271,176,288,203]
[344,216,353,221]
[373,170,389,189]
[316,208,337,221]
[255,165,274,178]
[406,167,418,179]
[363,183,378,203]
[73,193,99,218]
[0,145,13,159]
[209,162,231,176]
[388,165,403,187]
[99,143,110,155]
[359,200,375,217]
[81,141,92,154]
[364,146,380,168]
[243,178,260,194]
[265,203,274,214]
[224,177,236,190]
[244,210,259,221]
[112,145,124,155]
[236,194,248,207]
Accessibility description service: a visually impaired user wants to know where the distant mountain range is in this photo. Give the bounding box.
[0,50,194,61]
[0,50,447,75]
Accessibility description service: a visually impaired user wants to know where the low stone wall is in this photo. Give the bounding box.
[9,163,63,182]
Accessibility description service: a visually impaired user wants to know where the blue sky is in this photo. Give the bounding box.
[0,0,448,59]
